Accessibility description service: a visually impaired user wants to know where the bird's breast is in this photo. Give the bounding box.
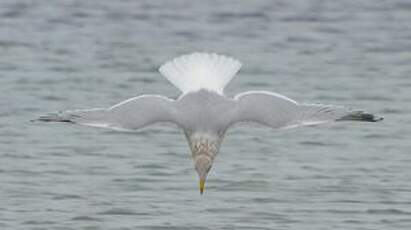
[187,132,222,161]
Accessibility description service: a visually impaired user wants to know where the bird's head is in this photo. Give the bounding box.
[194,155,213,194]
[187,132,221,194]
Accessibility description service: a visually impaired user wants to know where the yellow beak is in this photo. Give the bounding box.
[199,179,205,195]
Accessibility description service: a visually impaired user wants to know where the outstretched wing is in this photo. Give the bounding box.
[230,91,382,129]
[36,95,178,131]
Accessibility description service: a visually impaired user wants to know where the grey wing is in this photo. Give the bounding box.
[230,91,382,129]
[36,95,178,131]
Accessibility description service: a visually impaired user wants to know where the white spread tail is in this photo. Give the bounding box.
[159,52,242,94]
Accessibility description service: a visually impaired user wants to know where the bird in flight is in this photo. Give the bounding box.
[37,52,382,194]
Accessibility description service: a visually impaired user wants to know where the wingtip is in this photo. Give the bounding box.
[35,113,74,123]
[374,116,384,122]
[338,111,384,122]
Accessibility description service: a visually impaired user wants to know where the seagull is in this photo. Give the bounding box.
[37,52,382,194]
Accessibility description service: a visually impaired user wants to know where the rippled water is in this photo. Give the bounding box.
[1,0,411,229]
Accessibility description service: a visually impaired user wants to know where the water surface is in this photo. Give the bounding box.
[1,0,410,229]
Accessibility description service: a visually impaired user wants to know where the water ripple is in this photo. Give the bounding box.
[3,0,410,229]
[97,208,149,216]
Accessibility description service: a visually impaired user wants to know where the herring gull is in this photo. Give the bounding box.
[37,52,383,194]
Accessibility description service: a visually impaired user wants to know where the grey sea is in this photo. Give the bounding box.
[1,0,410,229]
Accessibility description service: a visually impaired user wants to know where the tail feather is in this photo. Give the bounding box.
[159,52,242,94]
